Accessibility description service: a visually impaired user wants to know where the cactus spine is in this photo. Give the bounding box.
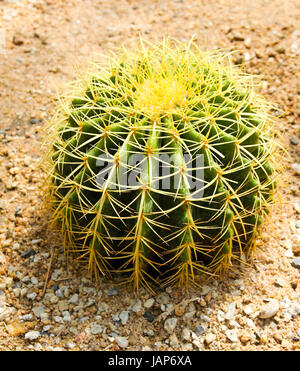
[44,40,279,291]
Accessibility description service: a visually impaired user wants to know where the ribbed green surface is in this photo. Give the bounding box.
[46,43,277,290]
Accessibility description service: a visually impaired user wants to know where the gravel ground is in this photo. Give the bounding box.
[0,0,299,351]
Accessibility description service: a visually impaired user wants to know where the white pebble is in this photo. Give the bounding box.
[205,333,216,345]
[26,292,37,300]
[225,329,239,342]
[144,298,155,309]
[182,328,191,341]
[225,302,236,320]
[259,300,279,319]
[116,336,128,348]
[25,331,40,341]
[119,310,129,325]
[164,317,177,334]
[90,323,103,335]
[131,299,142,313]
[68,294,78,304]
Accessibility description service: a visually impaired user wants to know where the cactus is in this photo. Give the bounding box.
[44,39,279,291]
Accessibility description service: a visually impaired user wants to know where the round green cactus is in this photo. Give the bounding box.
[44,40,279,291]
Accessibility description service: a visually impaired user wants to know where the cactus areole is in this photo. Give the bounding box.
[44,40,278,291]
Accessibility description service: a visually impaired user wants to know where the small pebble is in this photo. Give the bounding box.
[217,310,225,322]
[12,34,24,46]
[244,52,251,61]
[26,292,37,300]
[131,299,142,313]
[259,300,279,319]
[30,277,38,285]
[68,294,78,304]
[144,329,154,337]
[144,298,155,309]
[244,37,251,47]
[14,206,23,216]
[169,333,179,347]
[294,203,300,214]
[274,278,285,287]
[0,308,12,321]
[200,285,211,296]
[90,323,103,335]
[54,316,63,323]
[194,325,205,335]
[65,342,76,349]
[182,328,191,341]
[50,294,59,304]
[86,298,95,307]
[19,313,33,321]
[20,249,36,258]
[225,329,239,342]
[276,47,285,54]
[291,257,300,269]
[225,302,236,320]
[174,305,185,317]
[164,317,177,334]
[291,163,300,175]
[290,136,299,145]
[55,289,64,298]
[32,304,46,319]
[205,333,216,345]
[40,313,49,322]
[106,288,118,296]
[58,300,68,312]
[25,331,40,341]
[231,33,245,41]
[128,333,137,345]
[143,311,155,323]
[116,336,128,348]
[62,311,71,322]
[112,314,120,322]
[243,305,254,315]
[6,322,25,336]
[156,293,169,304]
[119,310,129,325]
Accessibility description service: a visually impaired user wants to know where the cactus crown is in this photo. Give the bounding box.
[44,39,279,292]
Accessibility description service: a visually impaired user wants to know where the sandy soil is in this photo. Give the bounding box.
[0,0,299,351]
